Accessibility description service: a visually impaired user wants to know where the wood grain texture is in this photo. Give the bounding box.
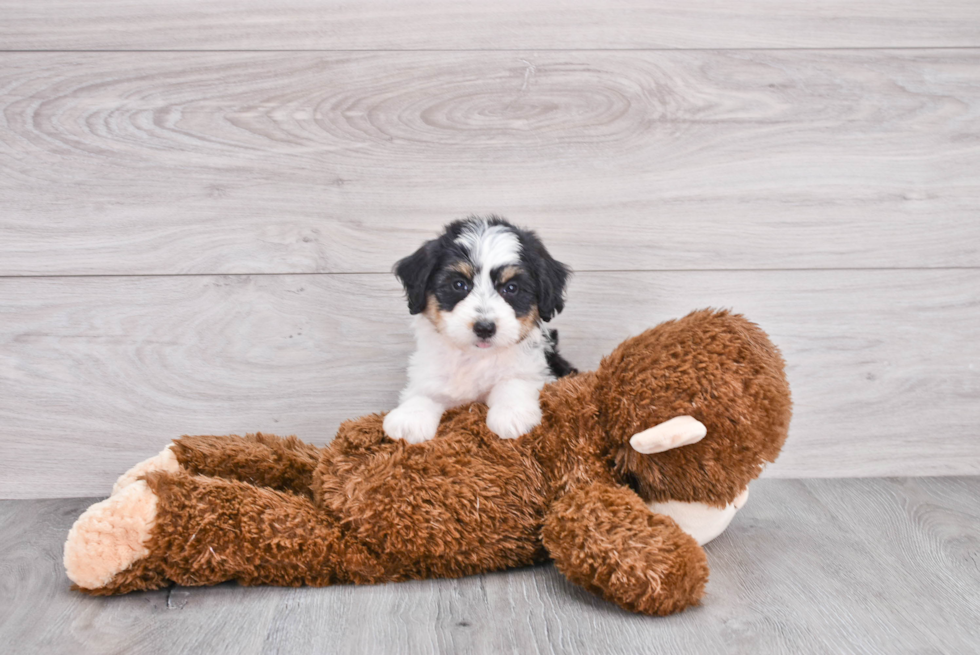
[2,269,977,498]
[3,477,978,654]
[2,0,980,51]
[2,50,979,275]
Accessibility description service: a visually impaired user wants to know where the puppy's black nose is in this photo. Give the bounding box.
[473,320,496,339]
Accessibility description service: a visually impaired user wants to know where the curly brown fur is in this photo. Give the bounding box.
[596,309,792,506]
[314,407,551,580]
[543,482,709,615]
[67,309,791,616]
[145,470,355,588]
[172,433,321,498]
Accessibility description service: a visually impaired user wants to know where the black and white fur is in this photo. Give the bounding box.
[384,216,576,443]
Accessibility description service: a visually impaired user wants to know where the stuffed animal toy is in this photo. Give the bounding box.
[63,308,791,616]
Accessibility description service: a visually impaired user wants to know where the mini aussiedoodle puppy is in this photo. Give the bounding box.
[383,216,576,443]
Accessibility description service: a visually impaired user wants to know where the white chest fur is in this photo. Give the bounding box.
[403,317,551,406]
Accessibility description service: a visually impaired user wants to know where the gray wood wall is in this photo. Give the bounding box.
[2,2,978,498]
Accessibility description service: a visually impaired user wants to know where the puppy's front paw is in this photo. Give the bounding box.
[486,401,542,440]
[383,397,443,444]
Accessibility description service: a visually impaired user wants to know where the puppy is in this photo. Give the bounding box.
[384,216,576,443]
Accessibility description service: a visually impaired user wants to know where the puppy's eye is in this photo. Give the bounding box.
[502,282,519,294]
[452,279,470,292]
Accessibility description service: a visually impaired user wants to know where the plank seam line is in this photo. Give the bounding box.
[2,46,980,54]
[1,266,978,280]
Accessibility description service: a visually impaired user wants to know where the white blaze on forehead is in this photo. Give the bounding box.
[455,221,522,274]
[438,220,528,348]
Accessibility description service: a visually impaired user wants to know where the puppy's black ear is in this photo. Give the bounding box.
[394,240,440,314]
[523,233,570,322]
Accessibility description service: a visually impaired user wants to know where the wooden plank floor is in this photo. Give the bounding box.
[2,1,980,494]
[3,269,979,497]
[2,477,978,654]
[2,2,978,653]
[2,0,979,482]
[2,50,979,276]
[3,0,980,50]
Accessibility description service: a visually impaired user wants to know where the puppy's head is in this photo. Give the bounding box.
[394,216,570,350]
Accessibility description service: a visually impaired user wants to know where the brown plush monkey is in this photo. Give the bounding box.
[64,309,791,616]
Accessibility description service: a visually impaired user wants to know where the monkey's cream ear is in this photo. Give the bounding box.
[629,416,707,454]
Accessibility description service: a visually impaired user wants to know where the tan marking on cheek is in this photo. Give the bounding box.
[423,294,445,332]
[517,305,540,341]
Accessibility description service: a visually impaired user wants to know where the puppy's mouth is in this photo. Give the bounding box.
[475,340,493,349]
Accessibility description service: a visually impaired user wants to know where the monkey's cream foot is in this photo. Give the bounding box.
[111,444,179,496]
[733,486,750,509]
[629,416,707,454]
[648,485,751,546]
[63,480,158,590]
